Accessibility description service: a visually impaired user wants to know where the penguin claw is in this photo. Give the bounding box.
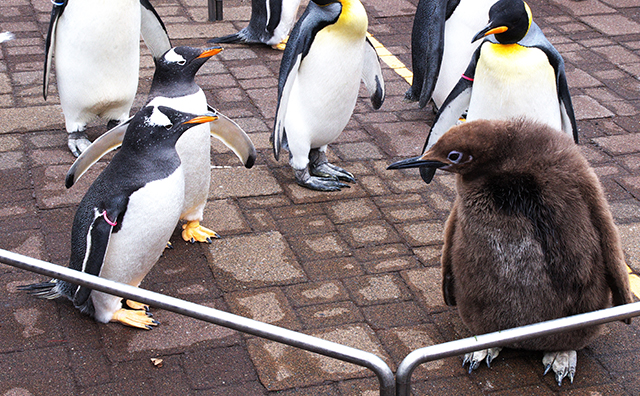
[125,300,150,312]
[462,348,502,373]
[310,162,356,183]
[542,350,577,386]
[181,221,220,243]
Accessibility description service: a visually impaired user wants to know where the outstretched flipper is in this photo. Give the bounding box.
[362,37,385,110]
[43,0,66,100]
[139,0,172,60]
[207,105,256,168]
[543,350,577,386]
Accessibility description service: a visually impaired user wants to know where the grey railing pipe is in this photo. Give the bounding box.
[396,300,640,395]
[0,249,395,396]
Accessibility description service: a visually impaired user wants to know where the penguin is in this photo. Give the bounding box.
[208,0,304,50]
[272,0,385,191]
[64,46,257,244]
[417,0,578,184]
[405,0,498,109]
[0,31,14,43]
[388,118,633,385]
[43,0,171,157]
[21,106,219,328]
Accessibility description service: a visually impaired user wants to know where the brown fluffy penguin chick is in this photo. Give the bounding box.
[388,118,632,385]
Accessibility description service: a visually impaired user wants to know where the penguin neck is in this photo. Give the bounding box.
[330,0,367,38]
[148,76,200,100]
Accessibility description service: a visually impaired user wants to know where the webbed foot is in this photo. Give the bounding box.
[182,220,220,243]
[125,300,149,311]
[271,36,288,50]
[462,347,502,373]
[68,131,91,157]
[294,168,349,191]
[308,149,355,184]
[111,308,159,330]
[543,350,577,386]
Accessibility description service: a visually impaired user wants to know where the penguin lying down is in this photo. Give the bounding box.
[388,118,633,385]
[21,106,218,329]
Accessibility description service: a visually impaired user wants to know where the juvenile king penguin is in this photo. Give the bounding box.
[406,0,498,109]
[21,106,218,328]
[417,0,578,183]
[388,118,633,385]
[208,0,303,49]
[65,46,257,244]
[273,0,385,191]
[43,0,171,156]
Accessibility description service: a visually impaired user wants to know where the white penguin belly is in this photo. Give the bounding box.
[467,43,562,130]
[148,91,210,221]
[434,0,496,108]
[284,32,365,167]
[90,169,184,323]
[54,0,141,131]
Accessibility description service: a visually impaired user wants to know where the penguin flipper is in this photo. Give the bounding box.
[207,105,257,168]
[73,210,118,308]
[362,37,385,110]
[43,0,66,100]
[273,1,341,160]
[442,201,458,306]
[65,119,132,188]
[140,0,171,60]
[406,0,447,107]
[557,70,578,144]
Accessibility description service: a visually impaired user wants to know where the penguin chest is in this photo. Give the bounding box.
[98,168,185,287]
[468,43,562,130]
[285,28,367,148]
[54,0,141,119]
[148,91,211,218]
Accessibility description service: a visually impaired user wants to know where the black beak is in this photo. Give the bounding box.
[387,156,446,170]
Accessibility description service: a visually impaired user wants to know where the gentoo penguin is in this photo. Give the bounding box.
[388,118,633,385]
[21,106,218,328]
[405,0,498,109]
[208,0,303,49]
[273,0,385,191]
[43,0,171,156]
[417,0,578,183]
[65,46,257,244]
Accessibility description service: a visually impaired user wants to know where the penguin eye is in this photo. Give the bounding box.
[164,123,173,130]
[177,60,186,65]
[447,150,464,164]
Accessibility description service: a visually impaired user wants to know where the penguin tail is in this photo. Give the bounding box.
[208,28,262,44]
[18,279,65,300]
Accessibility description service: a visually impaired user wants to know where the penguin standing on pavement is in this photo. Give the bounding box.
[65,46,257,244]
[43,0,171,156]
[208,0,304,50]
[388,118,633,385]
[273,0,385,191]
[417,0,578,183]
[406,0,498,109]
[21,106,219,328]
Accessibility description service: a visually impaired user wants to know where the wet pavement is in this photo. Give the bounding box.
[0,0,639,394]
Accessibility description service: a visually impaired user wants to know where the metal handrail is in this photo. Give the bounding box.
[396,300,640,395]
[0,249,395,396]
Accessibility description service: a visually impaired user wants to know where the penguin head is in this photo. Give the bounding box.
[122,106,219,152]
[388,119,526,179]
[311,0,340,6]
[472,0,532,44]
[151,46,222,94]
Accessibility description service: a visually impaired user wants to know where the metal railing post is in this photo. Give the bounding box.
[0,249,395,396]
[396,301,640,395]
[208,0,223,21]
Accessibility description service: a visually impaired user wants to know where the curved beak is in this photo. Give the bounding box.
[184,113,219,124]
[472,25,508,42]
[387,155,446,170]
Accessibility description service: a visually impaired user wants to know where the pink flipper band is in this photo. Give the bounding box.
[461,74,474,82]
[103,212,117,226]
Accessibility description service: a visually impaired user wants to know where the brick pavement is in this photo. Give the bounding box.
[0,0,639,394]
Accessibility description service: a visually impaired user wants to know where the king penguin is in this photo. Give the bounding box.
[21,106,218,328]
[272,0,385,191]
[208,0,303,50]
[417,0,578,183]
[388,118,633,385]
[43,0,171,157]
[64,46,257,244]
[406,0,498,109]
